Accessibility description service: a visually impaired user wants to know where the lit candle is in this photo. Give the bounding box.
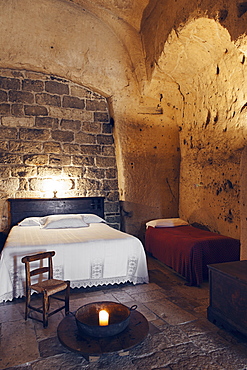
[99,309,109,326]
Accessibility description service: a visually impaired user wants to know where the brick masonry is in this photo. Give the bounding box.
[0,69,120,230]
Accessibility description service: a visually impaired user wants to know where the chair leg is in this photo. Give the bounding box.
[25,288,31,321]
[65,281,70,316]
[43,290,49,328]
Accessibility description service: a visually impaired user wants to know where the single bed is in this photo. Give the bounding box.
[145,218,240,286]
[0,197,149,302]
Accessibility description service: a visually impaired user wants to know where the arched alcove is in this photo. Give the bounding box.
[0,68,120,231]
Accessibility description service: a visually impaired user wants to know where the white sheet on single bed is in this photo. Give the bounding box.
[0,223,149,302]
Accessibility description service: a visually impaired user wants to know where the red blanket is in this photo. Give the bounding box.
[145,225,240,286]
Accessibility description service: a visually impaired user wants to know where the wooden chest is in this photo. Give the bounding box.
[207,260,247,337]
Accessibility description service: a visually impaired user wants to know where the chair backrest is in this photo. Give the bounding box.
[21,251,55,286]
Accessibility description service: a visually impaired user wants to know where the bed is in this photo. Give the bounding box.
[0,197,149,302]
[145,218,240,286]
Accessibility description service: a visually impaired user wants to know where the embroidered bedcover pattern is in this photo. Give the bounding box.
[0,223,149,302]
[145,225,240,286]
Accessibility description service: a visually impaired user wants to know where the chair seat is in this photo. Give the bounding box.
[31,279,69,296]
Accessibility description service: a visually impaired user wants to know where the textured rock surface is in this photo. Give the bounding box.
[0,69,119,230]
[0,1,247,254]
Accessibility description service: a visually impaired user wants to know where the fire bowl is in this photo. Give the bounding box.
[75,301,137,338]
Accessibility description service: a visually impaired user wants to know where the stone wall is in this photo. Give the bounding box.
[0,0,182,242]
[0,68,120,232]
[144,17,247,244]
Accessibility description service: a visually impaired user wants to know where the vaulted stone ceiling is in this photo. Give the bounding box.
[2,0,246,100]
[67,0,148,31]
[66,0,247,86]
[1,0,247,251]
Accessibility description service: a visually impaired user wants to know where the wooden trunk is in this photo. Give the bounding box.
[207,260,247,337]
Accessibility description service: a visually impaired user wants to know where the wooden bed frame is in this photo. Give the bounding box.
[8,197,104,227]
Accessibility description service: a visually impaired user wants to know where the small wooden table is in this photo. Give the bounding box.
[57,310,149,362]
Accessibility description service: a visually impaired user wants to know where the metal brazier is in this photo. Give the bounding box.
[75,301,137,337]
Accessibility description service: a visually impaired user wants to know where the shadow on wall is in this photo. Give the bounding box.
[187,209,220,234]
[120,200,178,243]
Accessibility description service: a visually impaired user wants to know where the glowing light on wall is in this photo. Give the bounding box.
[43,178,63,198]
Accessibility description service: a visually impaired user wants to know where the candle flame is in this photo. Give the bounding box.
[99,309,109,326]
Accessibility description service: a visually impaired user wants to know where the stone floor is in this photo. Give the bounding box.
[0,255,247,370]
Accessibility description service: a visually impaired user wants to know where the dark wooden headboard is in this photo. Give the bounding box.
[8,197,104,227]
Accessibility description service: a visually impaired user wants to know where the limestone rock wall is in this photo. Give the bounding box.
[140,4,247,258]
[110,96,181,240]
[2,0,247,255]
[170,19,246,240]
[142,17,247,244]
[0,69,119,231]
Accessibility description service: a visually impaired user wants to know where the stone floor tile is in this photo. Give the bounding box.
[0,302,23,323]
[159,325,192,347]
[133,343,203,370]
[31,353,87,370]
[72,290,108,299]
[174,283,210,300]
[210,346,247,369]
[132,350,176,369]
[161,295,202,318]
[123,300,158,321]
[191,332,232,352]
[149,322,162,335]
[34,309,64,340]
[127,289,169,304]
[14,300,25,316]
[170,354,226,369]
[150,318,167,328]
[193,303,208,317]
[99,292,119,302]
[110,290,134,303]
[0,320,39,369]
[90,352,138,370]
[123,282,162,294]
[148,267,185,287]
[137,304,158,321]
[145,299,197,325]
[159,342,205,367]
[39,336,69,358]
[130,331,173,355]
[69,293,117,313]
[2,365,32,370]
[180,318,219,337]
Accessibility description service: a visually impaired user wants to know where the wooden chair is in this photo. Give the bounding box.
[21,251,70,328]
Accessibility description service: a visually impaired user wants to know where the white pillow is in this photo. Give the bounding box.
[80,214,105,224]
[18,217,42,226]
[146,218,189,228]
[41,214,89,229]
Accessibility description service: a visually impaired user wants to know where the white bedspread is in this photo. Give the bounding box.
[0,223,149,302]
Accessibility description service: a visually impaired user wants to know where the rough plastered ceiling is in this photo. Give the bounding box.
[65,0,149,31]
[66,0,247,81]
